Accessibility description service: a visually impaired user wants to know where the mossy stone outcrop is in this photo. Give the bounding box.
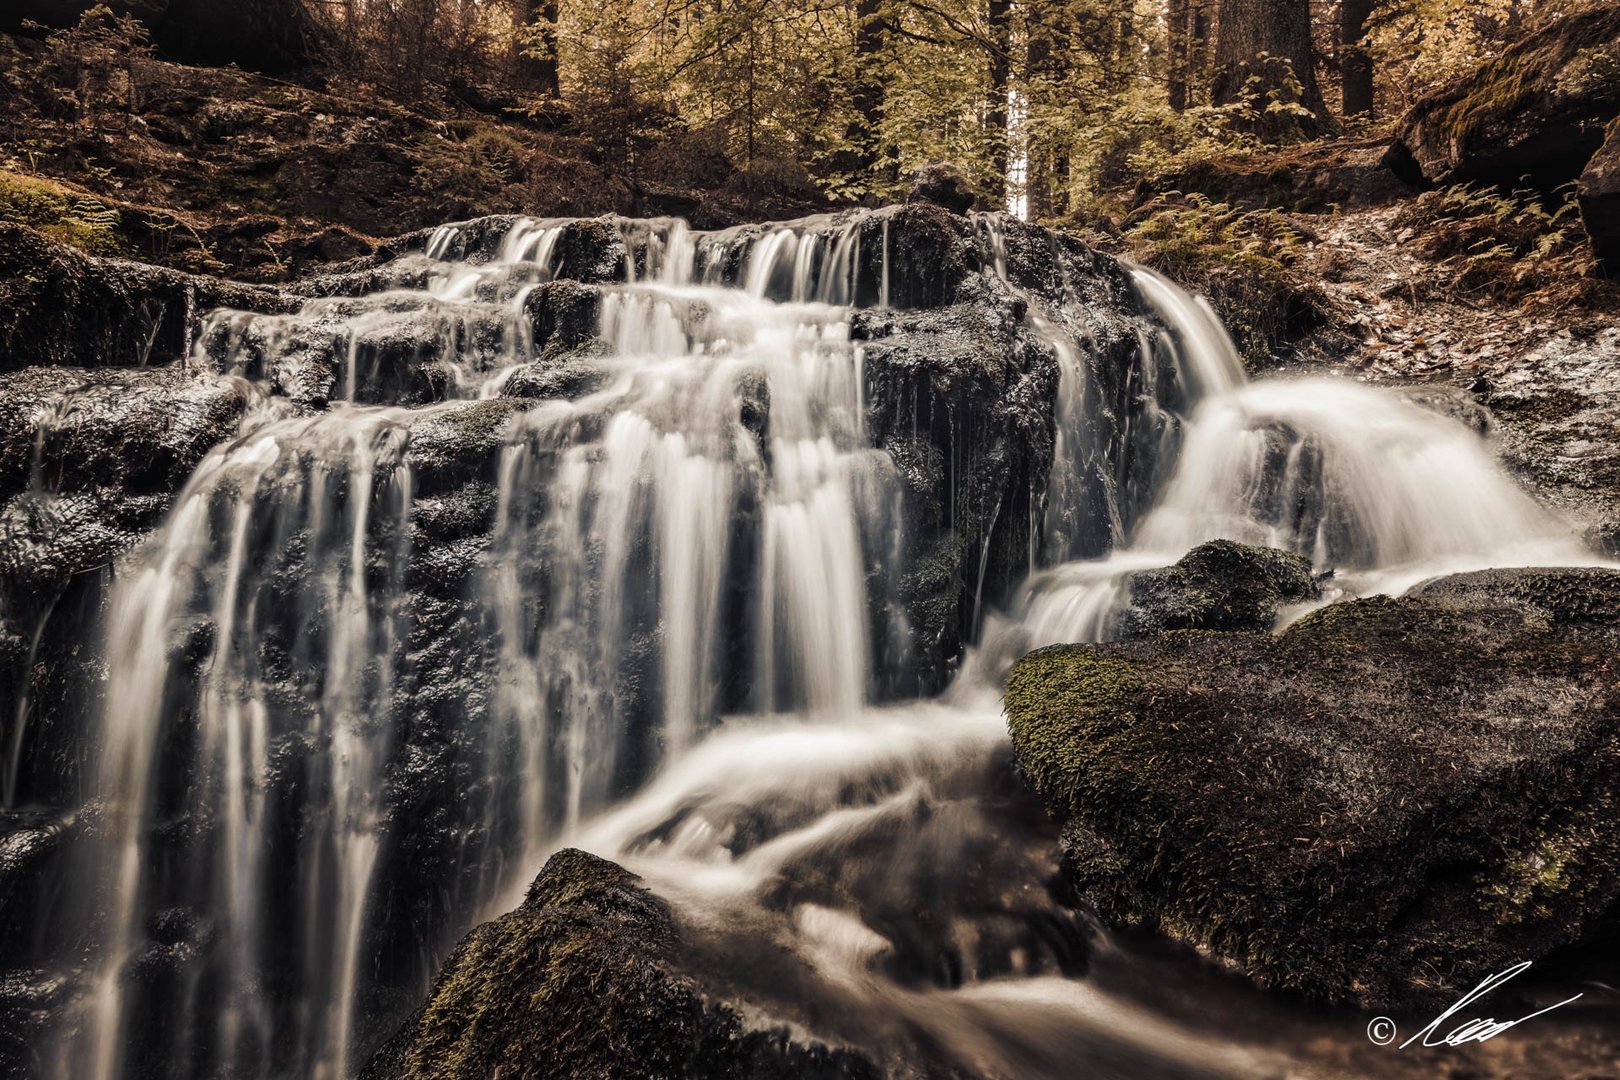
[1118,539,1320,637]
[1006,567,1620,1009]
[1390,3,1620,191]
[362,848,879,1080]
[0,223,290,372]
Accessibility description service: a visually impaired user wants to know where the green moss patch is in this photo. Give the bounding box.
[1006,570,1620,1009]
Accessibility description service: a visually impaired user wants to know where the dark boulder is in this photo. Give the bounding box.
[906,163,979,215]
[1118,540,1320,637]
[361,848,880,1080]
[1006,567,1620,1010]
[1389,3,1620,190]
[1580,120,1620,270]
[0,224,291,372]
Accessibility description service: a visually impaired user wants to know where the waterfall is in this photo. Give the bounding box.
[42,208,1610,1080]
[72,408,415,1080]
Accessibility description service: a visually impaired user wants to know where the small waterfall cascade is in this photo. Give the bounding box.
[61,209,945,1080]
[36,207,1609,1080]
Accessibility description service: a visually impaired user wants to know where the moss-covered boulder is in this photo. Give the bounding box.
[0,223,291,372]
[1389,3,1620,190]
[1118,540,1319,637]
[361,848,879,1080]
[1006,567,1620,1009]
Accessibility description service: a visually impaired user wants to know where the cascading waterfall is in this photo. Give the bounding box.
[74,408,415,1080]
[48,206,1610,1080]
[66,210,911,1080]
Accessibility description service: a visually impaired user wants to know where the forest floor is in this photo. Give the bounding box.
[1300,201,1620,544]
[0,28,828,283]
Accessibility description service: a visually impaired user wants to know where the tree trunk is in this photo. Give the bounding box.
[987,0,1012,193]
[1211,0,1330,137]
[512,0,561,97]
[850,0,888,176]
[1191,0,1212,102]
[1025,3,1070,219]
[1340,0,1374,118]
[1168,0,1190,111]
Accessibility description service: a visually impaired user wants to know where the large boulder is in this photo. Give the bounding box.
[361,848,879,1080]
[1389,3,1620,191]
[1006,567,1620,1010]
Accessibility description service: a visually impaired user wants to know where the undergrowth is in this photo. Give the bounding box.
[1113,194,1332,369]
[1393,183,1599,304]
[0,169,126,255]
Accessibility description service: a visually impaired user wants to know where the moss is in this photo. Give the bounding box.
[1005,646,1159,819]
[1006,572,1620,1009]
[0,170,126,257]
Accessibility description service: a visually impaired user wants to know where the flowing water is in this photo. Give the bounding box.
[44,209,1611,1080]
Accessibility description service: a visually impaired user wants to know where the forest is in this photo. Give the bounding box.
[148,0,1594,211]
[8,0,1583,215]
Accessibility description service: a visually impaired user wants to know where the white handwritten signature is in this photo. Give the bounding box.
[1366,961,1583,1048]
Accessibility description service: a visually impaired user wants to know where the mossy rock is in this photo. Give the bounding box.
[1391,3,1620,190]
[1006,567,1620,1009]
[0,222,290,372]
[1118,539,1320,636]
[362,848,880,1080]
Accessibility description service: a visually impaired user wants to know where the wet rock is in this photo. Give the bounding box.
[852,224,1150,692]
[1117,540,1320,637]
[0,366,255,500]
[857,297,1058,692]
[499,340,610,402]
[1006,567,1620,1010]
[361,848,880,1080]
[525,279,605,352]
[0,367,253,813]
[1390,4,1620,191]
[0,224,291,372]
[0,966,70,1080]
[1579,120,1620,270]
[906,162,980,214]
[403,398,534,495]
